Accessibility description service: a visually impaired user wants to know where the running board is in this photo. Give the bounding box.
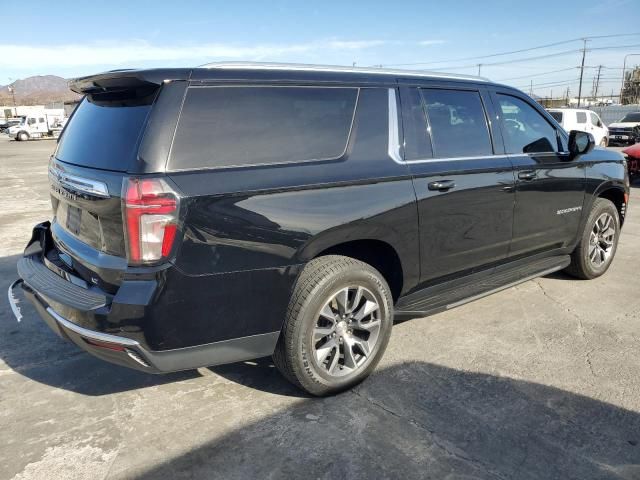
[394,255,571,320]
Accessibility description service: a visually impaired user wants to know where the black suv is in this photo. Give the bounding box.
[10,63,629,396]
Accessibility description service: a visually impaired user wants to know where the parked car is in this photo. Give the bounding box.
[9,63,629,396]
[622,142,640,180]
[0,118,22,133]
[608,112,640,146]
[547,108,609,147]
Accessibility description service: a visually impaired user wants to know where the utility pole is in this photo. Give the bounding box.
[530,80,533,96]
[577,38,588,107]
[477,64,482,76]
[593,65,602,103]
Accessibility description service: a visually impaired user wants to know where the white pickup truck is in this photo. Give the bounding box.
[6,111,67,141]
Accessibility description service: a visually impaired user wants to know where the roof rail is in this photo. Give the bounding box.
[198,61,489,82]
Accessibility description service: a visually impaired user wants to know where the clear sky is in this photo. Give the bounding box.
[1,0,639,97]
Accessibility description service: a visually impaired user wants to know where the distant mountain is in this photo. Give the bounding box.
[0,75,79,105]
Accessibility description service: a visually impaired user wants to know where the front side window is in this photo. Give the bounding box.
[420,89,493,158]
[576,112,587,124]
[590,112,601,127]
[170,86,358,170]
[27,118,36,125]
[497,94,558,154]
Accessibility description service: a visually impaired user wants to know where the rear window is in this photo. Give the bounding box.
[169,86,358,170]
[549,111,563,123]
[56,90,155,171]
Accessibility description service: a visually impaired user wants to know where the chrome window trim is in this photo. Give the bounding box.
[401,154,512,164]
[49,165,110,198]
[387,89,403,164]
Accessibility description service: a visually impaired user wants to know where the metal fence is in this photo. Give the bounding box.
[587,105,640,126]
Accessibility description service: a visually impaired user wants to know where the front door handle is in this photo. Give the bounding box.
[518,170,537,181]
[428,180,456,192]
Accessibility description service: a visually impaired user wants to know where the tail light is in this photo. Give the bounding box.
[123,177,179,265]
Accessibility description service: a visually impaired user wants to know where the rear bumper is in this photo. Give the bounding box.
[10,222,280,373]
[11,277,279,373]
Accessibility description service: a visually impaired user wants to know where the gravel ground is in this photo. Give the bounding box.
[1,135,639,479]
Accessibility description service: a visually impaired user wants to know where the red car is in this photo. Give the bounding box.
[623,143,640,179]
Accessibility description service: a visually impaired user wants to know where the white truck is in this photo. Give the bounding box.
[547,108,609,147]
[6,110,67,141]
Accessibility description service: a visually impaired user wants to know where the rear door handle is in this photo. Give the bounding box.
[518,170,537,181]
[428,180,456,192]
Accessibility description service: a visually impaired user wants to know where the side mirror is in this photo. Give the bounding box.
[568,130,595,159]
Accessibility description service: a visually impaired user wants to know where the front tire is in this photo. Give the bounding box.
[565,198,620,279]
[273,255,393,396]
[599,137,608,147]
[17,131,29,141]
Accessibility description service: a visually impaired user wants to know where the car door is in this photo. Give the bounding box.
[490,90,586,258]
[399,84,516,284]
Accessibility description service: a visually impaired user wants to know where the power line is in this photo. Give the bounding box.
[424,49,583,72]
[375,32,640,68]
[494,67,577,81]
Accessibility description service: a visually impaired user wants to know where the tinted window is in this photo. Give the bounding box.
[620,113,640,122]
[402,88,432,160]
[56,92,155,171]
[576,112,587,124]
[549,111,563,123]
[170,86,358,170]
[420,89,492,158]
[590,112,600,126]
[497,95,558,154]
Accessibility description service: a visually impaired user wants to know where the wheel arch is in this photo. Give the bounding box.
[302,238,407,303]
[595,184,627,226]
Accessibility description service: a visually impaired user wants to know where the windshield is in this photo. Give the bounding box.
[620,113,640,123]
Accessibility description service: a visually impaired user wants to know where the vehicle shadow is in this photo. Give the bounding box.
[0,253,200,396]
[208,357,310,398]
[133,360,640,480]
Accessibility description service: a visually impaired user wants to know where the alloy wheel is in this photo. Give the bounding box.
[589,212,616,267]
[312,286,382,377]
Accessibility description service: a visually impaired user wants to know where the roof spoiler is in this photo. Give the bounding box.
[69,68,192,94]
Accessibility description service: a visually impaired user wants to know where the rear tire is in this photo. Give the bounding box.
[565,198,620,279]
[273,255,393,396]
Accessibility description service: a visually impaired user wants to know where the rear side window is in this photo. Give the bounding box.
[56,91,155,171]
[497,94,558,154]
[420,89,493,158]
[169,86,358,170]
[549,111,563,123]
[576,112,587,124]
